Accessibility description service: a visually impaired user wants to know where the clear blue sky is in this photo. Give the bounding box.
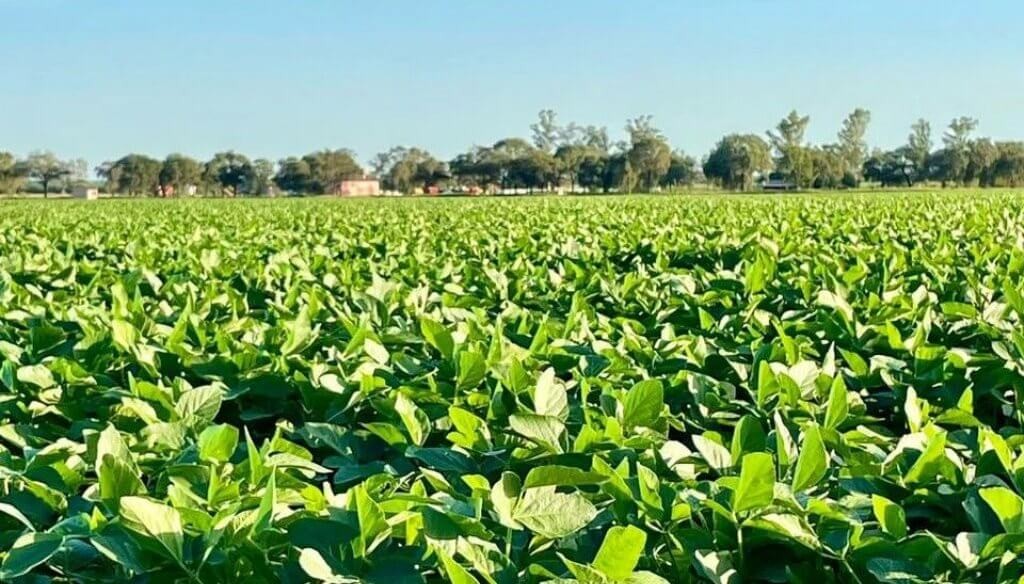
[2,0,1022,167]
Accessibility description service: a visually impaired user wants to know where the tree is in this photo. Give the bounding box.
[250,159,275,195]
[966,138,997,186]
[530,109,561,153]
[837,108,871,182]
[907,119,932,182]
[302,149,362,194]
[628,135,671,192]
[64,158,89,192]
[555,144,591,192]
[703,134,772,191]
[939,116,979,186]
[159,154,202,196]
[863,148,916,187]
[0,152,27,194]
[377,147,447,193]
[582,125,610,154]
[991,142,1024,187]
[21,152,71,198]
[273,157,312,194]
[661,151,699,189]
[809,146,846,189]
[109,154,161,196]
[768,110,813,187]
[204,151,253,196]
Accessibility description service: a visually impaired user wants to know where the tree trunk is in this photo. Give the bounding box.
[42,180,49,198]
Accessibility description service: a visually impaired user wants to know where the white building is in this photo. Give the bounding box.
[72,186,100,200]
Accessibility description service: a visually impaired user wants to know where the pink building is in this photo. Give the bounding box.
[339,179,381,196]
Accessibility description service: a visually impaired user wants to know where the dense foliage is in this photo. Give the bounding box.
[3,193,1024,583]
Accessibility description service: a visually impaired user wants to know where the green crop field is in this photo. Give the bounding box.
[3,192,1024,583]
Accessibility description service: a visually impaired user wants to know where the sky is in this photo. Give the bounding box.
[2,0,1023,168]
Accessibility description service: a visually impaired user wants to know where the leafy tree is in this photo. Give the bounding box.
[768,110,813,187]
[555,144,591,191]
[377,147,447,193]
[907,119,932,182]
[302,149,362,194]
[628,135,671,192]
[837,108,871,182]
[530,109,561,153]
[703,134,772,191]
[110,154,162,196]
[939,116,979,186]
[582,125,611,154]
[991,142,1024,186]
[661,151,699,189]
[0,152,27,194]
[250,159,276,195]
[159,154,202,196]
[863,148,916,187]
[21,151,70,198]
[810,146,846,189]
[966,139,997,186]
[204,151,253,196]
[274,157,313,194]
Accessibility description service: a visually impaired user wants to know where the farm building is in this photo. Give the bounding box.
[71,186,100,200]
[339,178,381,197]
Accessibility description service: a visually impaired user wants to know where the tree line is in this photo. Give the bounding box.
[3,109,1024,196]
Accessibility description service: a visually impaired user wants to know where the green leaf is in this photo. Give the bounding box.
[694,433,733,473]
[111,319,139,351]
[903,431,947,485]
[621,379,663,430]
[509,413,564,452]
[457,351,486,391]
[490,472,522,529]
[512,488,597,539]
[281,306,312,355]
[299,548,359,583]
[420,317,455,360]
[438,550,482,584]
[175,384,223,430]
[0,532,65,580]
[524,465,606,488]
[732,452,775,514]
[353,485,390,557]
[198,424,239,463]
[593,525,647,580]
[979,486,1024,534]
[533,368,568,419]
[791,424,828,492]
[394,393,430,446]
[823,376,849,430]
[119,496,185,563]
[872,494,907,539]
[251,469,276,536]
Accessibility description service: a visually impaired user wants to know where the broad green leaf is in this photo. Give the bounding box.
[732,452,775,514]
[0,532,65,580]
[119,496,184,563]
[175,385,223,430]
[512,488,597,539]
[621,379,663,430]
[523,465,606,488]
[872,494,907,539]
[534,368,568,419]
[791,424,828,492]
[979,487,1024,534]
[420,317,455,359]
[198,424,239,463]
[593,525,647,580]
[509,413,564,452]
